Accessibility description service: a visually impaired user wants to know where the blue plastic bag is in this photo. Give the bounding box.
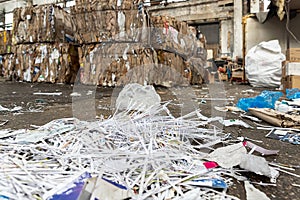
[237,90,283,111]
[286,88,300,100]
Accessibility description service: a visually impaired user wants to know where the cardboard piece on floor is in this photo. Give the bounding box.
[249,108,300,128]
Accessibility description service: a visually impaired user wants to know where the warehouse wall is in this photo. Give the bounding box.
[246,14,300,54]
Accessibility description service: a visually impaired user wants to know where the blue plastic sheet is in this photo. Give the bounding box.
[237,91,283,111]
[286,88,300,100]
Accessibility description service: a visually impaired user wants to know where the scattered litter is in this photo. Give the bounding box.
[274,167,300,178]
[237,136,263,143]
[10,106,22,112]
[187,178,227,189]
[221,119,252,128]
[0,105,22,112]
[291,183,300,188]
[27,106,44,113]
[251,182,277,187]
[115,83,161,112]
[244,141,279,156]
[214,106,228,112]
[30,124,41,129]
[206,143,279,183]
[0,120,8,127]
[200,97,235,101]
[199,99,207,104]
[266,128,300,145]
[97,105,111,110]
[70,92,82,97]
[285,99,300,107]
[269,162,300,170]
[203,161,219,169]
[215,106,243,112]
[15,118,76,144]
[274,101,292,113]
[269,162,295,171]
[227,106,243,112]
[286,88,300,100]
[242,89,255,94]
[0,101,244,199]
[206,142,247,168]
[237,91,283,111]
[86,90,93,95]
[35,99,47,104]
[33,92,62,96]
[244,181,270,200]
[0,84,285,199]
[0,105,9,111]
[240,154,279,182]
[240,114,262,122]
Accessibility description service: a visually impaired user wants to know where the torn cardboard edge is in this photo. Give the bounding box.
[249,108,300,128]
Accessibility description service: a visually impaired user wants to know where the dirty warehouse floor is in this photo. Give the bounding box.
[0,81,299,200]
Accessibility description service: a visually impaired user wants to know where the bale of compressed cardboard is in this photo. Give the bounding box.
[71,9,144,44]
[78,43,205,87]
[12,4,76,44]
[11,43,79,83]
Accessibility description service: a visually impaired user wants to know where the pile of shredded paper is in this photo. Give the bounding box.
[0,85,280,200]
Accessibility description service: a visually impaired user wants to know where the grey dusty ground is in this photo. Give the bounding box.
[0,81,299,200]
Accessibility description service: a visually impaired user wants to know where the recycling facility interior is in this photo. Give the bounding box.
[0,0,300,88]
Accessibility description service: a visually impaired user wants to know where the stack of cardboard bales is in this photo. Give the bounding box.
[282,48,300,90]
[73,1,206,87]
[2,4,79,83]
[2,1,206,86]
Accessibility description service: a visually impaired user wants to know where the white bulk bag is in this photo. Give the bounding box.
[245,40,285,87]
